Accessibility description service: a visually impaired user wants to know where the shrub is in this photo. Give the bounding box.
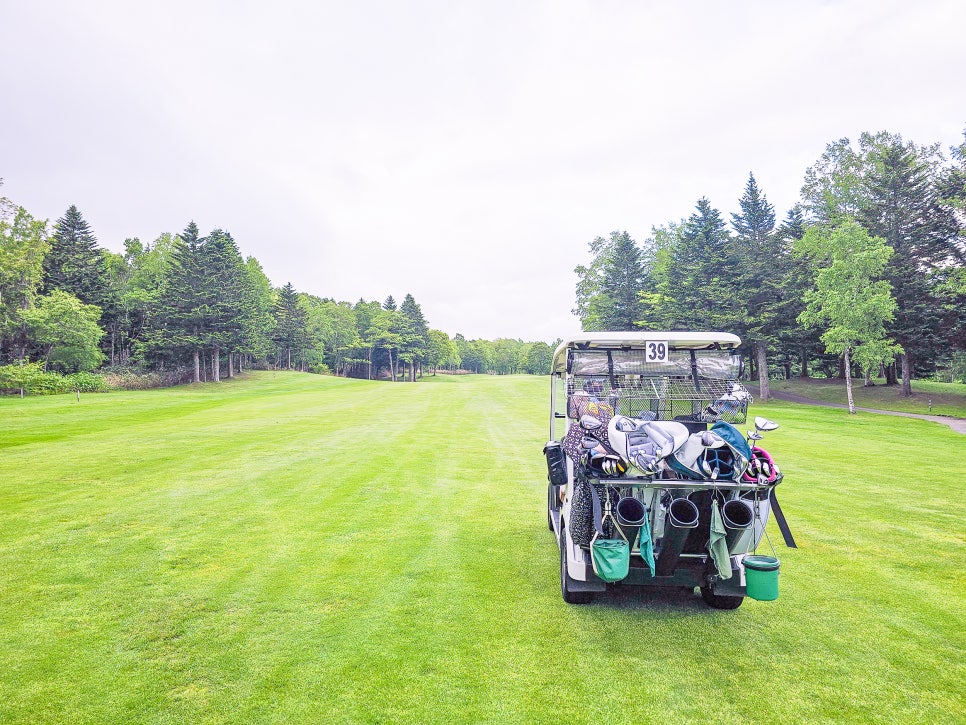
[0,363,74,395]
[63,372,110,393]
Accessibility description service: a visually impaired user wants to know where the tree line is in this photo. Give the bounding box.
[0,190,554,390]
[575,130,966,402]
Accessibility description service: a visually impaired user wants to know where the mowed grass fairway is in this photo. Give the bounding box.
[1,372,964,724]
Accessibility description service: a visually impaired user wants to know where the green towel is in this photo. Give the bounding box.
[639,510,656,576]
[709,499,732,579]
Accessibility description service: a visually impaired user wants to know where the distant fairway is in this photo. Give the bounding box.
[1,372,963,723]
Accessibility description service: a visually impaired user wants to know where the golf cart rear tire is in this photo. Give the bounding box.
[561,531,593,605]
[700,586,744,610]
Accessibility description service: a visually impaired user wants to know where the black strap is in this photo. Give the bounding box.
[689,350,701,393]
[769,489,797,548]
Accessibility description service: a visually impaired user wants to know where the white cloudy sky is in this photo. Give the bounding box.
[1,1,964,342]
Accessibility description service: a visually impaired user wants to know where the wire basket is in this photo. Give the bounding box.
[566,348,751,425]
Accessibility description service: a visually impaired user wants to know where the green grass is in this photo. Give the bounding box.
[758,377,966,418]
[1,372,964,723]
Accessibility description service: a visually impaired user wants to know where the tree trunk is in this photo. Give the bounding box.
[863,367,874,386]
[193,350,201,383]
[388,349,396,382]
[800,347,809,378]
[900,351,912,396]
[228,351,234,379]
[884,360,898,385]
[212,346,221,382]
[755,340,770,403]
[844,348,856,414]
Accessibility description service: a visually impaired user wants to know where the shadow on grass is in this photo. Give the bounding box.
[587,584,713,613]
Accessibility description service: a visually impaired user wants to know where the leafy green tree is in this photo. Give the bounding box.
[0,204,49,362]
[636,222,680,330]
[522,340,553,374]
[426,329,459,373]
[366,308,404,381]
[21,289,106,372]
[318,300,361,375]
[352,299,384,379]
[802,132,963,393]
[240,257,276,369]
[797,220,901,413]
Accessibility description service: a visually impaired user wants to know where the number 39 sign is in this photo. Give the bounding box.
[646,341,669,362]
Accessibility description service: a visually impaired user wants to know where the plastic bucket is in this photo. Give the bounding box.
[743,555,780,601]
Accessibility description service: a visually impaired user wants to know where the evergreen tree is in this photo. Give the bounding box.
[273,282,307,370]
[661,198,741,331]
[574,230,647,331]
[196,229,252,380]
[731,174,779,399]
[144,221,207,380]
[855,132,961,393]
[399,293,430,380]
[802,132,964,392]
[731,173,776,246]
[774,205,821,378]
[42,206,109,310]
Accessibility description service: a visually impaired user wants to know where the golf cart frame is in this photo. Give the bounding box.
[545,332,789,608]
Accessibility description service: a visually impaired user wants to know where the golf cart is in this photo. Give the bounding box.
[544,332,794,608]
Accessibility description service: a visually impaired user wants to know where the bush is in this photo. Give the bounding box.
[0,362,71,395]
[99,367,195,390]
[63,372,110,393]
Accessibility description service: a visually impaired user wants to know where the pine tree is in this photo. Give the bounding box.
[573,231,648,331]
[855,132,960,393]
[198,229,249,381]
[731,173,776,247]
[273,283,307,370]
[144,221,207,380]
[662,198,740,331]
[42,205,109,310]
[399,293,430,380]
[731,174,779,399]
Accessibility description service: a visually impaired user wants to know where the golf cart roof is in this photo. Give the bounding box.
[551,331,741,374]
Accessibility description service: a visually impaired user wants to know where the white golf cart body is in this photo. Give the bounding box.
[546,332,781,607]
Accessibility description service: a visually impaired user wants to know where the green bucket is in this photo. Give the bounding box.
[743,555,780,601]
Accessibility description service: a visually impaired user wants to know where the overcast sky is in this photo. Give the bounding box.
[2,1,964,342]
